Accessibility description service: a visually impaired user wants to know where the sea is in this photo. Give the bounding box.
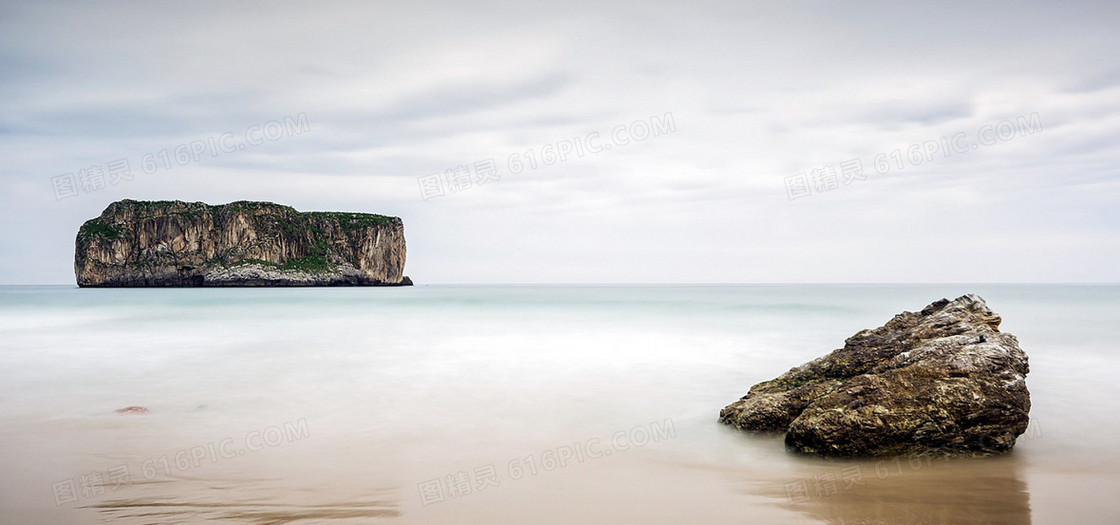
[0,284,1117,524]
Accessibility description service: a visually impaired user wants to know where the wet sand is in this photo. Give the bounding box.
[7,411,1114,525]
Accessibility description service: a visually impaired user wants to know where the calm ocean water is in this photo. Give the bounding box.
[0,284,1117,524]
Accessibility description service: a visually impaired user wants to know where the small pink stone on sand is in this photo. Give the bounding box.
[115,406,149,414]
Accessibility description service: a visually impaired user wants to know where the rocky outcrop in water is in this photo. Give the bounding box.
[719,295,1030,457]
[115,406,149,414]
[75,200,411,287]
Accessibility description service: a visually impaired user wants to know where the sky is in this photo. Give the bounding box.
[1,0,1118,284]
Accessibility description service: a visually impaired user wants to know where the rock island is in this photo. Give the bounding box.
[75,199,411,287]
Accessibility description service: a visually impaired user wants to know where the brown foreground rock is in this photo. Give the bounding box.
[719,295,1030,457]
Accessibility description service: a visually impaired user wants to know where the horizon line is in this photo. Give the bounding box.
[2,282,1117,287]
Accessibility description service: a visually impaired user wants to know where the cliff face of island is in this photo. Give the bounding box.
[75,200,411,287]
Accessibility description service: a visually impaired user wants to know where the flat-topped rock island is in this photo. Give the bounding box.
[75,199,411,287]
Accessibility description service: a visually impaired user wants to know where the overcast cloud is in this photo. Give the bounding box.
[2,0,1118,284]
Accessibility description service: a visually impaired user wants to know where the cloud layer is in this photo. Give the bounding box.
[2,0,1118,283]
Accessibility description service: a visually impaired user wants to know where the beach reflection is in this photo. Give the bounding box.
[781,455,1030,525]
[85,475,400,524]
